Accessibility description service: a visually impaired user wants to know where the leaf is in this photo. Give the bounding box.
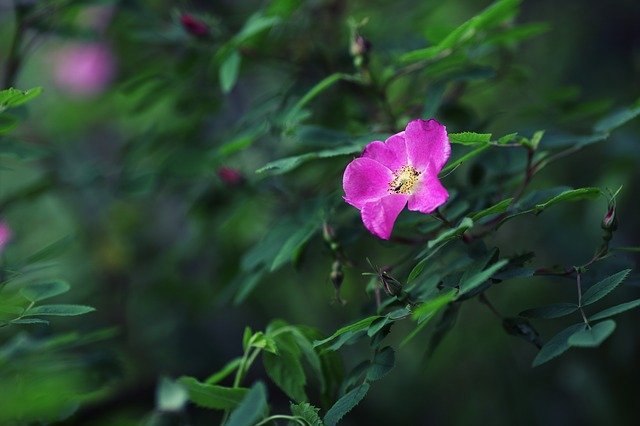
[226,382,268,426]
[458,259,508,296]
[313,316,381,348]
[441,145,490,174]
[366,346,395,381]
[235,14,280,42]
[448,132,492,145]
[263,345,307,402]
[519,303,579,319]
[0,87,43,109]
[205,358,242,384]
[323,383,370,426]
[23,304,95,317]
[156,377,189,412]
[540,132,609,150]
[256,144,363,175]
[290,402,324,426]
[271,222,318,271]
[470,198,513,221]
[534,187,601,212]
[568,320,616,348]
[220,50,242,94]
[400,0,520,63]
[589,298,640,321]
[9,318,49,325]
[178,377,248,410]
[0,114,18,135]
[581,269,631,306]
[427,302,460,356]
[532,323,584,367]
[285,73,351,126]
[20,281,70,302]
[594,103,640,133]
[247,332,278,354]
[412,291,457,323]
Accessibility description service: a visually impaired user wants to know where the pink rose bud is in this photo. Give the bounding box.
[180,14,209,38]
[350,34,371,57]
[0,220,12,255]
[601,206,617,232]
[52,43,116,97]
[217,167,245,186]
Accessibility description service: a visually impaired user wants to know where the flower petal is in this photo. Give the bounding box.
[361,135,406,172]
[343,157,394,209]
[404,119,450,172]
[361,194,408,240]
[407,169,449,214]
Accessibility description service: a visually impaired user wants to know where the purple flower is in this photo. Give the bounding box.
[52,42,116,97]
[342,119,451,240]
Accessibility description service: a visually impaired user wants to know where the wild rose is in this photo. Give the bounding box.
[52,43,116,97]
[343,119,450,239]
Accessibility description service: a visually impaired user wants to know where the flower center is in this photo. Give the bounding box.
[389,165,421,194]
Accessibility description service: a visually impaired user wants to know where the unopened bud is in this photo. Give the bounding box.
[601,206,617,232]
[330,261,344,290]
[181,14,209,38]
[322,222,336,243]
[350,34,371,57]
[217,167,245,187]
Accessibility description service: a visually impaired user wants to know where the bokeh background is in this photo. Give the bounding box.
[1,0,639,425]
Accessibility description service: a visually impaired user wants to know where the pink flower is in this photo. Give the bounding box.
[52,43,116,97]
[0,220,12,255]
[342,119,451,240]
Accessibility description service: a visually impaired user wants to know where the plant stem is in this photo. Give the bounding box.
[575,269,590,328]
[255,415,306,426]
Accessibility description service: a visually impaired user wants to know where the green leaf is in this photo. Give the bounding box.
[0,114,18,135]
[525,130,544,150]
[178,377,248,410]
[519,303,579,319]
[594,103,640,133]
[0,87,43,109]
[247,332,278,354]
[470,198,513,221]
[427,217,473,250]
[285,73,351,126]
[23,304,95,317]
[271,222,318,271]
[532,323,584,367]
[226,382,268,426]
[220,50,242,94]
[458,259,508,296]
[263,344,307,402]
[9,318,49,325]
[441,145,490,174]
[234,13,280,43]
[156,377,189,412]
[533,187,601,212]
[205,358,242,384]
[568,320,616,348]
[290,402,324,426]
[412,291,457,323]
[324,383,370,426]
[313,316,381,348]
[256,144,363,175]
[589,298,640,321]
[366,346,395,381]
[581,269,631,306]
[20,281,70,302]
[448,132,492,145]
[541,132,609,150]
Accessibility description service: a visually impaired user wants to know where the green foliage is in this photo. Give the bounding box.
[581,270,631,306]
[225,382,268,426]
[533,324,585,367]
[519,303,579,319]
[177,377,249,410]
[568,320,617,348]
[290,402,324,426]
[323,383,370,426]
[590,299,640,321]
[366,346,395,381]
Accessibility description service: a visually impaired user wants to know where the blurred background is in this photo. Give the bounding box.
[0,0,639,425]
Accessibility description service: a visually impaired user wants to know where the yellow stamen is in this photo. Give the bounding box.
[389,165,421,194]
